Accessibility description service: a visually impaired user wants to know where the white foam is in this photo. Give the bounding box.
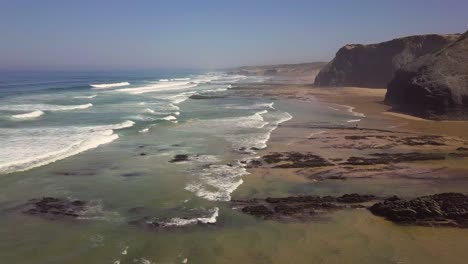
[77,200,123,222]
[11,110,44,120]
[121,246,128,255]
[138,258,155,264]
[344,105,366,117]
[74,94,97,99]
[308,131,326,137]
[90,82,130,89]
[227,111,292,153]
[159,207,219,227]
[159,115,177,121]
[117,82,197,95]
[139,128,149,133]
[225,102,275,110]
[172,78,190,81]
[142,108,156,114]
[0,120,134,174]
[182,258,188,263]
[185,163,248,201]
[347,119,361,123]
[159,79,169,82]
[204,86,229,93]
[0,103,93,112]
[166,92,196,104]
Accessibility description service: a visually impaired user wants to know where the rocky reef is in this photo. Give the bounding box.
[23,197,87,220]
[369,193,468,227]
[234,192,468,228]
[232,194,377,221]
[385,31,468,120]
[315,34,459,88]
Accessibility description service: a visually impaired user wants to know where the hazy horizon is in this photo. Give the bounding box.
[1,0,467,71]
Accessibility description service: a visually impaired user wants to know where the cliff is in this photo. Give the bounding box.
[385,31,468,120]
[229,62,327,81]
[314,34,460,88]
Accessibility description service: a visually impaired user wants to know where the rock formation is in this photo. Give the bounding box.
[385,31,468,120]
[229,62,327,82]
[315,34,459,88]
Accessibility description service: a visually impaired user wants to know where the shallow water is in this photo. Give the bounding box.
[1,71,468,263]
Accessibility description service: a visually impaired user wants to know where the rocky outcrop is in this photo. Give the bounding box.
[369,193,468,227]
[229,62,327,79]
[23,197,87,219]
[315,34,459,88]
[232,194,377,220]
[385,31,468,120]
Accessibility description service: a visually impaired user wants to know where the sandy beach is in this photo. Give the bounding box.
[234,82,468,199]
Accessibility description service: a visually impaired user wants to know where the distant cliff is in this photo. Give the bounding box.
[314,34,460,88]
[229,62,327,81]
[385,31,468,120]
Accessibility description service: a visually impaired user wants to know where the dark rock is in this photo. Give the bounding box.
[23,197,87,220]
[121,172,144,177]
[169,154,189,163]
[189,95,225,100]
[344,152,446,165]
[256,152,332,168]
[369,193,468,227]
[448,152,468,158]
[234,194,377,221]
[241,205,273,218]
[398,135,446,146]
[336,193,375,203]
[315,33,459,88]
[385,31,468,120]
[139,153,147,156]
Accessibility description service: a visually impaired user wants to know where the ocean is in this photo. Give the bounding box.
[0,70,426,264]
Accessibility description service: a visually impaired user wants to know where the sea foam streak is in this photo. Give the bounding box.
[159,115,177,121]
[117,82,197,95]
[74,94,97,99]
[183,110,292,201]
[90,82,130,89]
[347,119,361,123]
[0,103,93,112]
[157,207,219,226]
[0,120,134,174]
[11,110,44,120]
[185,163,248,201]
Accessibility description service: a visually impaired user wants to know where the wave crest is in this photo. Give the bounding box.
[11,110,44,120]
[90,82,130,89]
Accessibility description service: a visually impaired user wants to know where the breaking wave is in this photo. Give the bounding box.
[0,103,93,112]
[11,110,44,120]
[90,82,130,89]
[0,120,134,174]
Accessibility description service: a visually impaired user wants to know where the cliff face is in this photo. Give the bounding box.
[315,34,460,88]
[385,31,468,120]
[229,62,327,81]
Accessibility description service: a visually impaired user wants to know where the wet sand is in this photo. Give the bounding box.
[233,82,468,205]
[228,82,468,263]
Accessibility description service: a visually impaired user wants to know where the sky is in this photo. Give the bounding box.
[1,0,467,71]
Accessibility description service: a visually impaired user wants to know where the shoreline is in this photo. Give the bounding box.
[233,81,468,224]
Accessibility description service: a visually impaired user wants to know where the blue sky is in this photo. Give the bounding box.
[1,0,467,70]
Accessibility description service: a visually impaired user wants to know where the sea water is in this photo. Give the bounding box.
[1,71,468,264]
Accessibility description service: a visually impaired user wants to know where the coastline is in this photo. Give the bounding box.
[234,81,468,199]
